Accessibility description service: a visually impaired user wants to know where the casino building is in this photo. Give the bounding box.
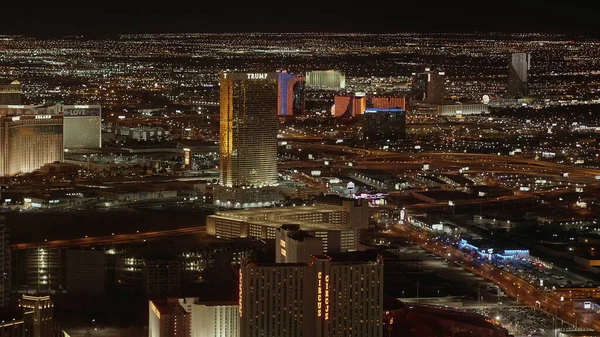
[240,254,384,337]
[216,72,281,207]
[0,104,101,176]
[0,113,63,176]
[51,104,102,149]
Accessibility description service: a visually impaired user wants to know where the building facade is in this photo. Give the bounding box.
[65,250,105,295]
[437,103,490,116]
[277,71,306,116]
[206,201,369,253]
[305,70,345,90]
[57,104,101,149]
[275,225,322,263]
[333,94,366,118]
[507,52,531,98]
[0,114,63,176]
[240,255,384,337]
[219,72,278,188]
[149,297,239,337]
[370,96,406,110]
[363,108,406,146]
[240,262,312,337]
[213,185,282,209]
[0,295,55,337]
[0,80,23,105]
[149,299,192,337]
[412,69,445,104]
[19,295,54,337]
[177,298,239,337]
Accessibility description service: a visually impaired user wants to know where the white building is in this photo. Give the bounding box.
[306,70,346,90]
[177,298,239,337]
[149,299,191,337]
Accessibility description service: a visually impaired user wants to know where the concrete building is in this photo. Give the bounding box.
[437,103,490,116]
[65,250,106,295]
[117,126,169,141]
[333,93,366,118]
[370,96,406,110]
[412,69,445,104]
[177,298,240,337]
[239,254,384,337]
[363,108,406,146]
[19,295,54,337]
[13,247,63,295]
[507,52,531,99]
[144,258,181,299]
[149,299,191,337]
[207,200,369,253]
[275,225,323,263]
[0,294,55,337]
[0,80,23,105]
[213,185,282,209]
[306,70,345,90]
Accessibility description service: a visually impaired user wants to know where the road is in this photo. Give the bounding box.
[393,224,600,332]
[11,227,206,250]
[281,143,600,184]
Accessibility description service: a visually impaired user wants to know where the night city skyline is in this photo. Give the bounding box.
[1,3,600,337]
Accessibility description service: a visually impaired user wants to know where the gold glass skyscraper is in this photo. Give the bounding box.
[219,72,278,188]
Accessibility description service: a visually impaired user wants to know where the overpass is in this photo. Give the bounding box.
[11,227,206,250]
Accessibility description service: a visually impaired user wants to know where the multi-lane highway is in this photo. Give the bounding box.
[394,224,600,332]
[11,227,206,250]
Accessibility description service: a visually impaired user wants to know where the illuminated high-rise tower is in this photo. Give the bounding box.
[219,72,278,188]
[507,52,531,98]
[277,71,306,116]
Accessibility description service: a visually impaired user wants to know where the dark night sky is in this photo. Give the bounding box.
[0,2,596,37]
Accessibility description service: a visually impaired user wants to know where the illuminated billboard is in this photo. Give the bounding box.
[63,107,101,116]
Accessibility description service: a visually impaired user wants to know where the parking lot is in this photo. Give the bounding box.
[467,306,573,337]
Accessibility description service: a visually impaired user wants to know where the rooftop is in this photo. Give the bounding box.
[151,299,187,316]
[287,230,317,242]
[211,204,357,232]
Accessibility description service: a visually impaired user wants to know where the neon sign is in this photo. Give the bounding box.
[247,73,268,80]
[325,275,330,320]
[317,272,322,317]
[317,272,330,320]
